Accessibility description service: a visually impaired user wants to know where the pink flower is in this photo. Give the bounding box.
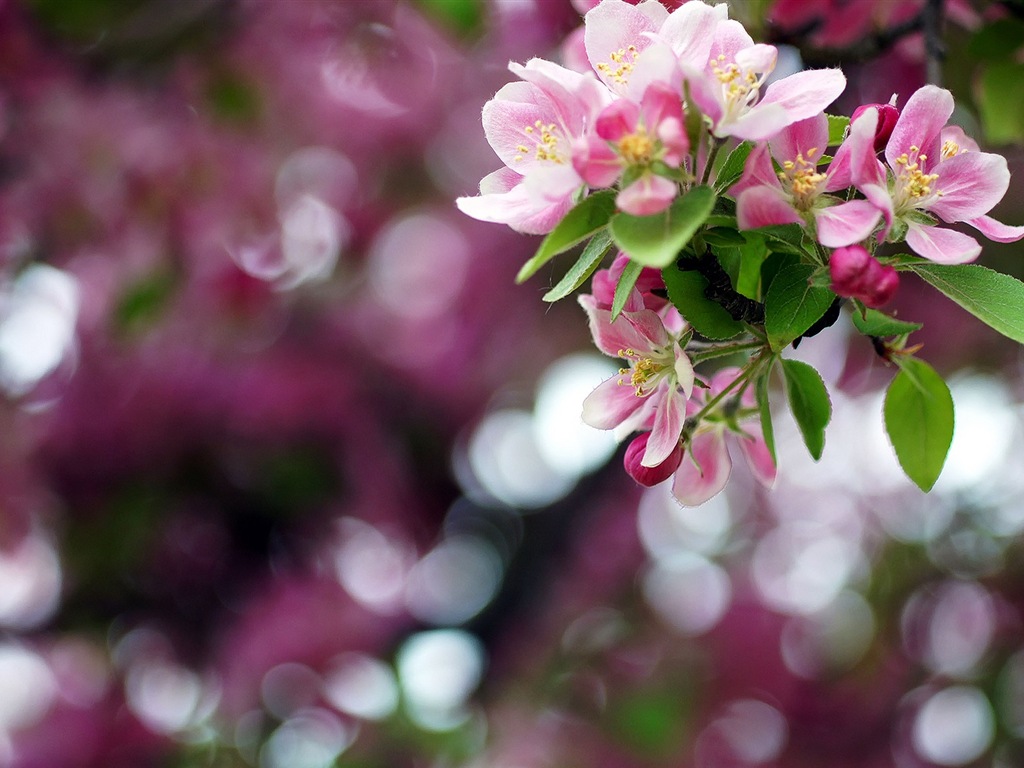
[671,368,776,506]
[683,20,845,141]
[732,112,881,247]
[456,59,610,234]
[573,83,689,215]
[579,290,694,468]
[850,87,1024,263]
[624,430,684,486]
[829,244,899,308]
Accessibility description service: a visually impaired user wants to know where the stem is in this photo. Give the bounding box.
[700,138,722,186]
[923,0,946,86]
[688,360,761,425]
[689,340,764,364]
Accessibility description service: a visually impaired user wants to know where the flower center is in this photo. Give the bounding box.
[596,45,639,87]
[893,144,940,212]
[941,139,963,159]
[618,347,668,396]
[618,129,654,166]
[710,54,764,117]
[514,120,565,164]
[779,148,826,211]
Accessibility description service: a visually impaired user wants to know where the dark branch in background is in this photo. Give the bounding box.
[678,251,765,325]
[923,0,946,86]
[768,9,925,67]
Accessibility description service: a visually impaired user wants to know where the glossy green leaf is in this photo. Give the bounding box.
[756,366,777,467]
[827,114,850,146]
[542,230,613,302]
[850,307,922,337]
[884,357,954,492]
[516,191,617,283]
[611,259,643,320]
[609,185,716,268]
[910,263,1024,344]
[781,359,831,460]
[763,264,836,351]
[714,140,754,193]
[662,266,745,339]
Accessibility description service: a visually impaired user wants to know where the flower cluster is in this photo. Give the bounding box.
[459,0,1024,501]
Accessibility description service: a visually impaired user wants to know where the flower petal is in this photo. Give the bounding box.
[966,214,1024,243]
[736,185,802,230]
[885,84,953,172]
[758,68,847,125]
[642,386,687,467]
[930,150,1010,223]
[584,0,666,94]
[579,294,664,356]
[659,0,726,69]
[616,174,677,216]
[736,424,777,488]
[905,222,982,264]
[730,142,780,197]
[770,113,829,166]
[581,375,647,430]
[814,199,881,247]
[456,168,573,234]
[671,430,732,506]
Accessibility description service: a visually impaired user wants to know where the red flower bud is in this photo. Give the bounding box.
[829,245,899,308]
[852,101,900,153]
[862,263,899,308]
[624,432,684,487]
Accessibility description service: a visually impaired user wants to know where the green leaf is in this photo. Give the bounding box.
[978,61,1024,144]
[611,259,644,320]
[850,307,922,337]
[781,359,831,461]
[714,140,754,193]
[763,264,836,351]
[910,263,1024,344]
[884,357,954,492]
[756,366,777,467]
[703,228,747,246]
[827,114,850,146]
[516,191,617,283]
[609,185,716,268]
[662,266,745,339]
[715,233,768,299]
[542,230,613,302]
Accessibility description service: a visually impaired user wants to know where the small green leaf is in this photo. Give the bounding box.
[542,230,613,302]
[910,263,1024,344]
[662,266,745,339]
[884,357,954,492]
[716,233,768,299]
[827,114,850,146]
[516,191,617,283]
[611,259,643,320]
[714,140,754,193]
[850,307,922,337]
[781,359,831,460]
[703,228,748,246]
[763,264,836,351]
[609,185,716,268]
[756,366,777,467]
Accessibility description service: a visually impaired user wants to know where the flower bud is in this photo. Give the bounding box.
[851,101,900,152]
[624,432,684,487]
[829,245,899,308]
[862,262,899,308]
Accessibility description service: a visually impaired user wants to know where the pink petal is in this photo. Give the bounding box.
[814,199,882,247]
[736,185,802,230]
[770,113,829,166]
[735,43,777,74]
[659,0,725,69]
[827,105,877,192]
[456,168,573,234]
[671,430,732,506]
[673,350,695,400]
[623,305,672,349]
[905,223,982,264]
[708,19,756,63]
[573,135,622,188]
[624,41,683,102]
[725,102,791,142]
[616,174,677,216]
[967,214,1024,243]
[730,143,780,197]
[578,294,663,356]
[642,386,687,467]
[736,424,776,488]
[681,62,723,126]
[596,98,640,141]
[561,25,590,75]
[758,68,847,125]
[930,151,1010,223]
[581,375,647,430]
[885,85,953,172]
[940,125,979,155]
[483,83,560,171]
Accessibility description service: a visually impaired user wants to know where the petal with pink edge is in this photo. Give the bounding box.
[736,185,802,230]
[457,168,573,235]
[930,151,1010,223]
[725,102,791,141]
[584,0,667,93]
[573,135,622,188]
[658,0,725,69]
[642,388,687,467]
[770,113,829,166]
[736,425,777,488]
[671,430,732,506]
[905,223,982,264]
[581,375,647,430]
[758,68,847,125]
[673,351,695,401]
[885,84,953,171]
[814,199,881,247]
[579,294,661,356]
[617,174,677,216]
[730,142,781,197]
[708,19,756,63]
[967,214,1024,243]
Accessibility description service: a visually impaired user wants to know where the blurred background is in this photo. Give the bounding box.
[2,0,1024,766]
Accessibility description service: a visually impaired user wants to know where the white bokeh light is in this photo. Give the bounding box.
[261,707,356,768]
[125,661,205,734]
[405,536,503,625]
[0,644,57,733]
[396,630,484,731]
[323,653,398,721]
[638,481,732,559]
[0,533,62,630]
[643,552,731,636]
[911,686,994,766]
[333,518,412,614]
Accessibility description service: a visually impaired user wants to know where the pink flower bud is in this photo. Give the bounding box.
[624,432,684,487]
[862,263,899,308]
[829,245,899,308]
[851,101,900,152]
[595,99,639,142]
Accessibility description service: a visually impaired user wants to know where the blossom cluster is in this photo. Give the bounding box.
[459,0,1024,502]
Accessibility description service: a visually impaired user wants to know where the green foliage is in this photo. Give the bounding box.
[115,270,177,332]
[714,141,754,193]
[756,367,777,467]
[517,192,617,283]
[910,263,1024,344]
[611,259,644,320]
[826,114,850,146]
[763,264,835,351]
[609,186,716,268]
[884,358,954,492]
[851,308,922,337]
[662,267,745,339]
[542,230,613,302]
[781,359,831,461]
[978,61,1024,145]
[412,0,483,36]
